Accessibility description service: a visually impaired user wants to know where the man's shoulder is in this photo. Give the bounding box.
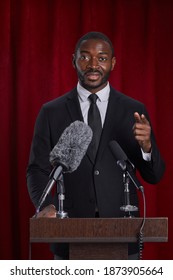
[43,88,77,109]
[110,86,144,107]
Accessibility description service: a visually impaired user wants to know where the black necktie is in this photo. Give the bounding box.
[88,94,102,160]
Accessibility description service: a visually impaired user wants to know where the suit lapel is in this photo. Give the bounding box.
[66,88,84,122]
[96,88,122,162]
[65,88,95,164]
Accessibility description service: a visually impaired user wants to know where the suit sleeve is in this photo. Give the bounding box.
[136,138,165,184]
[131,105,165,184]
[26,106,54,209]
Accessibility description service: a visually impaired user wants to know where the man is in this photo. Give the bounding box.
[27,32,165,259]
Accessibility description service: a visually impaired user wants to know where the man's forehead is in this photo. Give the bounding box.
[79,39,111,52]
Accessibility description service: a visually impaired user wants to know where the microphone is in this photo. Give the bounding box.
[49,120,93,172]
[36,121,93,213]
[109,140,143,192]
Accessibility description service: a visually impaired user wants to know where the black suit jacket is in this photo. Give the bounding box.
[27,86,165,256]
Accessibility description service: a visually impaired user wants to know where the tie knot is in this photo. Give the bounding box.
[88,94,98,104]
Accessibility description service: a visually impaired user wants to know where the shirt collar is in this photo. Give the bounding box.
[77,82,110,102]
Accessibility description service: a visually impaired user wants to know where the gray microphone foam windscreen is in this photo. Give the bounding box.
[49,120,93,172]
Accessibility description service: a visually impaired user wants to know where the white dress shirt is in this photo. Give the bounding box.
[77,81,110,127]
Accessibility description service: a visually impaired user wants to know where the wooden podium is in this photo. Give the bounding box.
[30,217,168,259]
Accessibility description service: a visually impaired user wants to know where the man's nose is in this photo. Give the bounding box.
[87,57,99,69]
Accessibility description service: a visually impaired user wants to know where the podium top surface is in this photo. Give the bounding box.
[30,217,168,243]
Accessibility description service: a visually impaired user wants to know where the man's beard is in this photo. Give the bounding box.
[77,70,110,91]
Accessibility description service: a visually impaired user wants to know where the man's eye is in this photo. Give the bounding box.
[98,57,107,62]
[80,55,90,61]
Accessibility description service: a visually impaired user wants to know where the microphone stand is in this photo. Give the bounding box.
[56,174,68,219]
[116,156,146,259]
[120,171,138,217]
[117,159,141,217]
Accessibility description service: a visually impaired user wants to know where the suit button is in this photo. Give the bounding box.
[94,170,100,175]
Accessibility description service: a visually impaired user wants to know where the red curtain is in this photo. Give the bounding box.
[0,0,172,260]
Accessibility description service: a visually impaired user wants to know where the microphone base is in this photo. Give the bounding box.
[56,211,68,219]
[120,205,138,212]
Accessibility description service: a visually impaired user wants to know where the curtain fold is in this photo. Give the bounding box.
[0,0,172,259]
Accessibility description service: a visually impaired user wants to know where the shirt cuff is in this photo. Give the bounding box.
[141,149,151,161]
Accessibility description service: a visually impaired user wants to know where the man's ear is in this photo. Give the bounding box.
[111,57,116,71]
[72,54,76,68]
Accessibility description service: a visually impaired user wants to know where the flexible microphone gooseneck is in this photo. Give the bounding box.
[109,140,144,192]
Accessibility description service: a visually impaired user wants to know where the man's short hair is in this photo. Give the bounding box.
[74,31,115,57]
